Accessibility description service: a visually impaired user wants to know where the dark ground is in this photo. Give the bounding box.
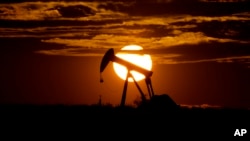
[0,104,249,138]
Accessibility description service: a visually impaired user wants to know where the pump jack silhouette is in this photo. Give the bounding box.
[100,48,154,107]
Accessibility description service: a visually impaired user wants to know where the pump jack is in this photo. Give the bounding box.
[100,48,155,107]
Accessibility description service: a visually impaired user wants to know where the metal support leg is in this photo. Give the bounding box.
[130,73,146,102]
[120,72,129,107]
[146,78,154,99]
[149,83,154,97]
[146,81,152,99]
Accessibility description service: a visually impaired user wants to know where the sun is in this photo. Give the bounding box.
[113,45,152,82]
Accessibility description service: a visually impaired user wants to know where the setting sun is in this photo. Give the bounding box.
[113,45,152,82]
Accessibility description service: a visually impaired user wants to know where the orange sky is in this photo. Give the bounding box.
[0,0,249,108]
[1,50,249,108]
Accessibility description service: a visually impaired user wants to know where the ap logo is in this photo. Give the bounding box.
[234,129,247,136]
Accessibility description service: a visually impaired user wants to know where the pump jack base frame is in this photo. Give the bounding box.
[120,71,154,107]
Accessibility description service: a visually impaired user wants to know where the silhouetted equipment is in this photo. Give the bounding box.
[138,94,180,112]
[149,94,179,110]
[100,48,155,107]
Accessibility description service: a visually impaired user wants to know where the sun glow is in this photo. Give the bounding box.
[113,45,152,82]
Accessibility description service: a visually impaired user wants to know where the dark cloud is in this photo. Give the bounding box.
[151,41,250,68]
[1,1,249,67]
[121,0,250,16]
[0,38,66,54]
[50,5,96,18]
[97,1,134,12]
[0,19,123,28]
[0,2,95,20]
[173,19,250,41]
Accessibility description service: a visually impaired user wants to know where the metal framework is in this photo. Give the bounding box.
[100,48,154,107]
